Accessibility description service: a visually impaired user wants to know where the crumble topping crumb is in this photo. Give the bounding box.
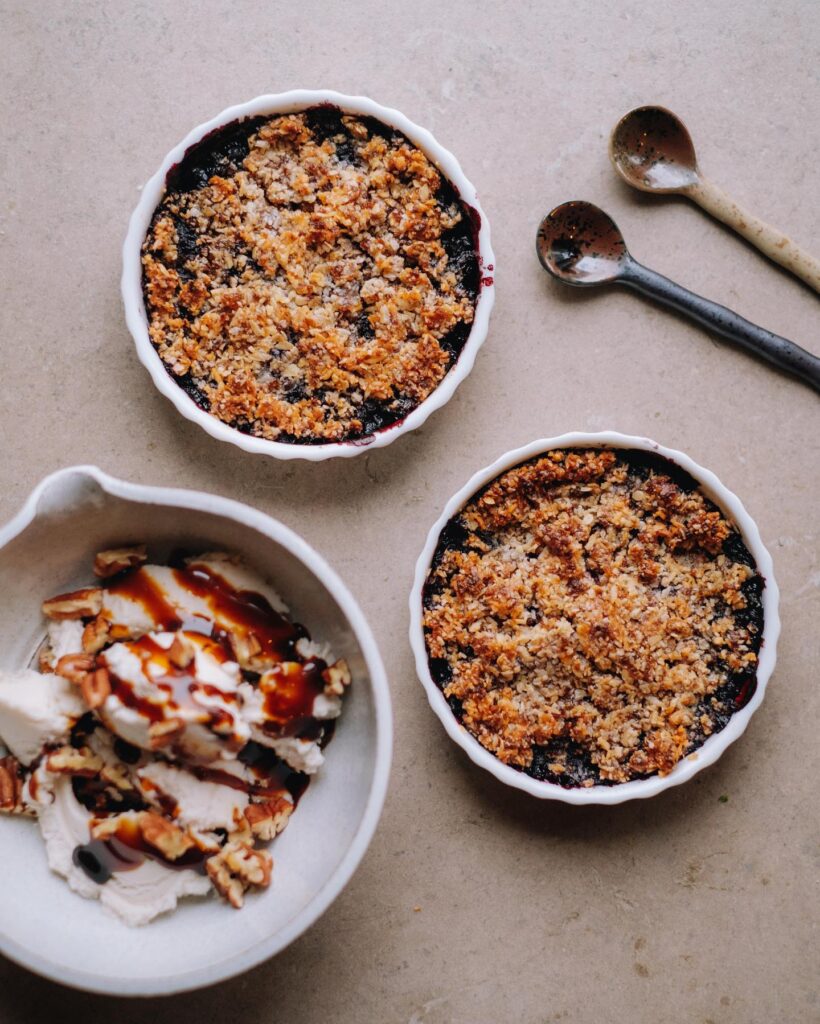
[142,108,479,444]
[422,448,764,786]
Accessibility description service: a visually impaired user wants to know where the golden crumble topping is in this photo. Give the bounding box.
[142,107,480,443]
[422,448,764,786]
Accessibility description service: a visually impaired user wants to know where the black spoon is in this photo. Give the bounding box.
[536,200,820,393]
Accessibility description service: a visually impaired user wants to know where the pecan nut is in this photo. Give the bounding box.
[80,667,111,710]
[38,645,54,673]
[206,856,244,908]
[82,615,111,655]
[244,796,293,841]
[139,811,195,860]
[100,762,136,792]
[206,841,273,908]
[55,653,96,685]
[42,588,103,621]
[92,545,147,579]
[90,813,130,840]
[0,756,25,814]
[322,658,351,695]
[228,630,275,672]
[228,805,252,844]
[168,633,195,669]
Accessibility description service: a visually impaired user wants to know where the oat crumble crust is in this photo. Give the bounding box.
[422,449,764,786]
[142,108,479,443]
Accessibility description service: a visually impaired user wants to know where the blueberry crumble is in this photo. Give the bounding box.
[422,448,765,787]
[142,107,480,444]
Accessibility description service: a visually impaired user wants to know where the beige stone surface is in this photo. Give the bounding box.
[1,1,818,1021]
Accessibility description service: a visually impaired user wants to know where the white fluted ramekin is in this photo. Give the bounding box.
[409,431,780,805]
[122,90,495,460]
[0,466,392,994]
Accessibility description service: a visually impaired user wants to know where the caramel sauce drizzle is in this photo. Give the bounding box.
[106,562,323,734]
[192,759,302,801]
[261,658,327,736]
[173,564,305,660]
[104,633,242,746]
[108,569,181,630]
[72,560,339,886]
[73,817,210,885]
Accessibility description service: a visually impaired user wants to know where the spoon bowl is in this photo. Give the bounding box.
[610,105,699,193]
[536,200,629,286]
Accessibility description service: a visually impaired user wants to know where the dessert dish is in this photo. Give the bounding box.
[142,107,479,445]
[0,545,350,925]
[410,434,779,804]
[123,91,495,460]
[0,466,391,994]
[423,447,764,785]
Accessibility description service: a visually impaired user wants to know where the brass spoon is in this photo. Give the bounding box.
[610,105,820,292]
[536,200,820,392]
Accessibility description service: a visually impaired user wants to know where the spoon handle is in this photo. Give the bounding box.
[688,178,820,293]
[621,260,820,392]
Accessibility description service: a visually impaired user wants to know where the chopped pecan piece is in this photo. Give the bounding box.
[322,658,351,695]
[168,633,195,669]
[90,814,130,840]
[148,717,185,749]
[42,587,103,620]
[38,645,54,673]
[139,811,195,860]
[191,829,222,855]
[228,805,252,844]
[93,545,147,579]
[229,630,274,671]
[100,762,136,792]
[82,615,111,655]
[55,652,96,685]
[206,841,272,908]
[244,796,293,841]
[46,745,103,777]
[0,756,26,814]
[80,667,111,710]
[207,857,244,908]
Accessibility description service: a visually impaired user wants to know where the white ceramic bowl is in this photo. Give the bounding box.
[122,89,496,461]
[409,431,780,805]
[0,466,392,994]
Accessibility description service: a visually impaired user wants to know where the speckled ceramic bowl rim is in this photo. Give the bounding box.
[122,89,496,461]
[0,466,393,995]
[409,431,780,805]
